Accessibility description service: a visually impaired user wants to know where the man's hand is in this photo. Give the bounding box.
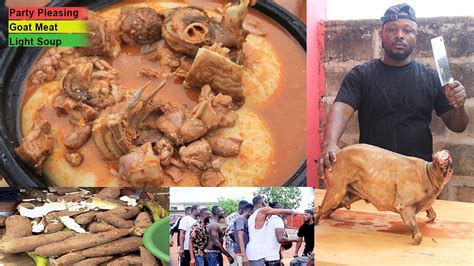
[227,255,235,264]
[440,81,469,132]
[317,143,340,179]
[242,254,249,265]
[170,239,174,247]
[317,102,355,180]
[444,80,467,108]
[179,247,184,257]
[190,258,196,266]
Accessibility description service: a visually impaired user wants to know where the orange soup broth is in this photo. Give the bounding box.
[20,0,306,186]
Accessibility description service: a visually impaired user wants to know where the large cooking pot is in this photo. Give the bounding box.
[0,0,306,186]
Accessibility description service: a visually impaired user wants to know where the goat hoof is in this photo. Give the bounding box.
[412,233,423,245]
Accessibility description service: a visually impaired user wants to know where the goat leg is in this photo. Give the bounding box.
[426,207,436,223]
[316,177,348,224]
[398,206,422,245]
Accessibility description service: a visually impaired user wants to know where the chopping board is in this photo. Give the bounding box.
[315,189,474,265]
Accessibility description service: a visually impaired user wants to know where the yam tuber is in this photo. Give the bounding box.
[97,188,121,200]
[44,222,65,234]
[88,221,117,233]
[107,255,143,266]
[2,215,32,241]
[140,246,158,266]
[105,206,141,220]
[73,255,114,266]
[0,231,75,253]
[75,210,97,225]
[34,228,131,257]
[58,193,82,202]
[53,188,78,195]
[132,212,152,236]
[81,236,143,257]
[51,252,85,266]
[95,212,134,229]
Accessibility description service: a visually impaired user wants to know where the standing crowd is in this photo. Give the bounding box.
[170,195,314,266]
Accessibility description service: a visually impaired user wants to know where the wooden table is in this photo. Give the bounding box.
[315,189,474,265]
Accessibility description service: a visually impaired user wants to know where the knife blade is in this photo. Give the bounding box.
[431,36,453,86]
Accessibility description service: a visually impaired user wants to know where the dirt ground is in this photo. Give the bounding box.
[170,229,301,266]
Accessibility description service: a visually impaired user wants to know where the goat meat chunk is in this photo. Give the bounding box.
[200,169,225,186]
[185,45,244,106]
[64,125,91,150]
[179,139,212,172]
[119,7,162,45]
[65,152,84,167]
[15,120,54,174]
[118,142,164,186]
[205,136,242,157]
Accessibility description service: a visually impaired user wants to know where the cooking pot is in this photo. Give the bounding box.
[0,0,306,186]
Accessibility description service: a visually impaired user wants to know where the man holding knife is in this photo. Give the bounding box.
[318,3,469,177]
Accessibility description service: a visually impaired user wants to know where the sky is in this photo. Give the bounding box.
[327,0,474,20]
[170,187,314,211]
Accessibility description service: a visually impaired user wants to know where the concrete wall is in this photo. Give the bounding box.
[322,17,474,202]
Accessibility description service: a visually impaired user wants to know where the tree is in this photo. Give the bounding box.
[217,197,240,215]
[253,187,302,209]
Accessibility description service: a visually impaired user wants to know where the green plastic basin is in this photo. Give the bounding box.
[144,216,170,265]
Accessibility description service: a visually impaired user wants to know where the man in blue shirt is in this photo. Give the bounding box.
[233,203,254,265]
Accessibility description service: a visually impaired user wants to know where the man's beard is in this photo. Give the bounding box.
[204,217,210,224]
[382,42,414,61]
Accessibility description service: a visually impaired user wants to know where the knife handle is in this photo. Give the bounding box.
[443,78,459,108]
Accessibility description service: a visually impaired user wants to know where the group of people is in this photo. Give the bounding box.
[170,195,314,266]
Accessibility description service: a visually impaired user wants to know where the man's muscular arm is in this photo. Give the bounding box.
[317,102,355,178]
[275,228,298,244]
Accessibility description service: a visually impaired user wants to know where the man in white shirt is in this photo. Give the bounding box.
[179,204,200,266]
[246,196,303,266]
[265,202,300,266]
[170,207,191,248]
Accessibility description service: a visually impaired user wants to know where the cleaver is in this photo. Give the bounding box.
[431,36,453,86]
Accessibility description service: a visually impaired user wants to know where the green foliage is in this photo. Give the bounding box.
[217,197,240,215]
[253,187,302,209]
